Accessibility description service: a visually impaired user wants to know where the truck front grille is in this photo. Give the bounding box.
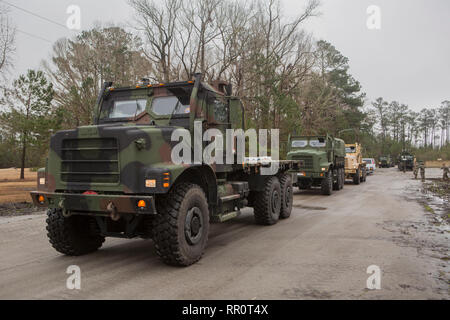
[292,156,313,170]
[61,138,119,184]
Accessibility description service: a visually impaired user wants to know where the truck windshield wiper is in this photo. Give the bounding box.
[168,100,182,125]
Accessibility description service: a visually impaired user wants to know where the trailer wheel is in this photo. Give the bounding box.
[153,183,209,266]
[279,174,293,219]
[46,208,105,256]
[254,177,281,225]
[321,171,333,195]
[353,169,361,185]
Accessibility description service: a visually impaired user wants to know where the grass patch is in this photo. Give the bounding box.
[423,204,435,214]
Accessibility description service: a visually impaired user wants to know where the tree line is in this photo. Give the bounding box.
[368,98,450,160]
[0,0,448,177]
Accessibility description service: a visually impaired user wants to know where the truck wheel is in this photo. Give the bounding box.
[332,169,340,191]
[321,171,333,195]
[361,169,367,182]
[254,177,282,225]
[46,209,105,256]
[353,169,361,185]
[153,183,209,266]
[338,168,344,190]
[279,174,293,219]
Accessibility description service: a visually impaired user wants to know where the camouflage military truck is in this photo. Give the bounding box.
[344,143,367,185]
[286,135,346,195]
[398,151,415,171]
[30,74,300,266]
[379,155,393,168]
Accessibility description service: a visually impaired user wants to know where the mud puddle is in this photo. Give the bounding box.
[382,178,450,296]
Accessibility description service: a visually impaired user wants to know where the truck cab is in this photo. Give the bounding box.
[344,143,367,185]
[287,134,345,195]
[379,155,393,168]
[398,152,415,171]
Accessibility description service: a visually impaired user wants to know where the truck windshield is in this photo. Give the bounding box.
[291,140,308,148]
[346,147,356,153]
[151,96,190,116]
[309,139,326,148]
[108,99,147,119]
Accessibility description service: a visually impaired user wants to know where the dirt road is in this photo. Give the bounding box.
[0,168,448,299]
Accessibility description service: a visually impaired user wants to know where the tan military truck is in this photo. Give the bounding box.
[345,143,367,185]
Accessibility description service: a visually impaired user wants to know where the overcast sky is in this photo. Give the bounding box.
[5,0,450,111]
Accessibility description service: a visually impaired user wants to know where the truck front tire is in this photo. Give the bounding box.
[46,209,105,256]
[353,169,361,185]
[321,171,333,195]
[361,168,367,183]
[153,183,210,266]
[254,177,282,225]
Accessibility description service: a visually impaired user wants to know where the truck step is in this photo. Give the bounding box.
[220,194,241,202]
[212,211,241,223]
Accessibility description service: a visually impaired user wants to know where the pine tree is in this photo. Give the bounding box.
[0,70,55,179]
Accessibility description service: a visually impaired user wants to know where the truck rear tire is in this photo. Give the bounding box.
[353,169,361,185]
[46,209,105,256]
[333,169,341,191]
[279,174,293,219]
[254,177,282,225]
[337,168,343,190]
[153,183,209,266]
[321,171,333,195]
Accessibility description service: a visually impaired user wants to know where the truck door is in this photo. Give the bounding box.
[205,92,231,171]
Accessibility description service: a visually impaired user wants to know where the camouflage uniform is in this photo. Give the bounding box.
[419,163,425,181]
[442,163,449,181]
[413,163,418,179]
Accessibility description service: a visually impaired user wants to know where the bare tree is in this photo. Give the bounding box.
[130,0,181,82]
[44,26,151,127]
[0,5,15,76]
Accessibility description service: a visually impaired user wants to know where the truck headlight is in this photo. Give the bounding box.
[145,179,156,188]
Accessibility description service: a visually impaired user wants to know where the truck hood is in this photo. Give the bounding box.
[45,124,190,194]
